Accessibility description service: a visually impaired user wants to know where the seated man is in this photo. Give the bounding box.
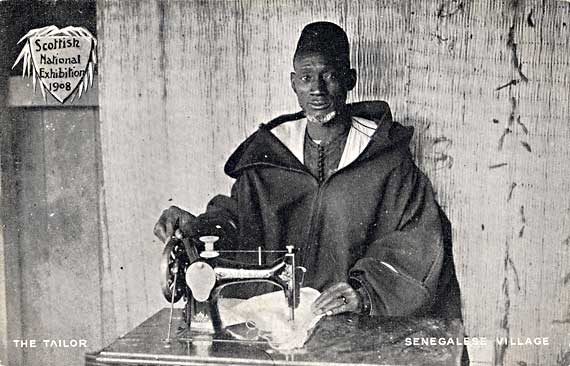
[154,21,462,319]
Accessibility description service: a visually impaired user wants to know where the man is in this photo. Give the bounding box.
[154,21,462,319]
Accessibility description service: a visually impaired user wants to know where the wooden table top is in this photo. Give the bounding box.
[86,308,464,366]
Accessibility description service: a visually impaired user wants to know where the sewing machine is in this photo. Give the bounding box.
[159,217,306,344]
[88,219,465,365]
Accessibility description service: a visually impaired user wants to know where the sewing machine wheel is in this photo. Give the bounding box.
[160,238,188,303]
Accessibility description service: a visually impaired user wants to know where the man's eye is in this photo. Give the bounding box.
[300,75,312,82]
[323,73,337,80]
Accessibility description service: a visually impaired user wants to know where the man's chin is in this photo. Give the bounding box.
[306,111,337,126]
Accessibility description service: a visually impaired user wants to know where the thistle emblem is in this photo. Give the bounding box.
[12,25,97,103]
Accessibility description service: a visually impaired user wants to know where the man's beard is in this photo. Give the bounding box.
[306,111,337,126]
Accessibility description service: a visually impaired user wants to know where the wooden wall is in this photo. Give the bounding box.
[0,4,20,366]
[98,1,570,365]
[2,80,101,366]
[13,107,104,366]
[1,2,101,366]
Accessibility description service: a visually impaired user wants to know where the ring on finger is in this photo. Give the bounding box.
[340,295,348,304]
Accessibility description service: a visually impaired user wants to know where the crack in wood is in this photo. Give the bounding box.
[498,128,512,151]
[495,79,520,91]
[430,33,449,42]
[518,225,525,238]
[508,96,517,127]
[516,116,528,134]
[434,153,454,169]
[520,141,532,152]
[496,242,513,366]
[507,25,529,82]
[433,136,452,145]
[557,350,570,366]
[498,96,522,152]
[489,163,508,169]
[437,1,464,18]
[527,9,535,27]
[507,254,521,291]
[496,342,508,366]
[432,136,453,169]
[507,182,517,202]
[500,278,510,330]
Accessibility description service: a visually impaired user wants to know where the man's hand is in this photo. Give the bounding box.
[311,282,362,316]
[153,206,196,243]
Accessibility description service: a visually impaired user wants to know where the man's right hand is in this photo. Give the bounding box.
[153,206,197,243]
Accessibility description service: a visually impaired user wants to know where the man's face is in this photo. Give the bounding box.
[291,53,356,125]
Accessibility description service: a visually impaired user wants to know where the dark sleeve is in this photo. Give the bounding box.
[190,181,241,247]
[202,181,240,225]
[348,158,445,316]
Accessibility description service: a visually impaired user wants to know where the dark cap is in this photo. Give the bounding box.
[293,21,350,68]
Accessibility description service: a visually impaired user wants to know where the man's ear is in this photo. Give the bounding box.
[290,72,297,93]
[345,69,357,91]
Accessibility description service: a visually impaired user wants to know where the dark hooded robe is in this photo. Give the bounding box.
[198,101,462,319]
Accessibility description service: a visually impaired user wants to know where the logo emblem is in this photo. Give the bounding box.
[12,25,97,103]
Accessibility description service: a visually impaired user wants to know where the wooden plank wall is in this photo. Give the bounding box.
[7,107,103,366]
[0,112,22,366]
[0,4,22,366]
[97,1,570,365]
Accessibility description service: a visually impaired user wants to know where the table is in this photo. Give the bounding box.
[86,308,465,366]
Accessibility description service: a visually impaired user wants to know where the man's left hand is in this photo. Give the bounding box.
[311,282,362,316]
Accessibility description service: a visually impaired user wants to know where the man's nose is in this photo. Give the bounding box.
[309,76,327,95]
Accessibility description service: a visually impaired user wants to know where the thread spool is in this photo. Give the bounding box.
[199,236,219,258]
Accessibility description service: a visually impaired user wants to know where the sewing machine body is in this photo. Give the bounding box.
[159,220,304,339]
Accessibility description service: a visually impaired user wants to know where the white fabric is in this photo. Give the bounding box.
[337,117,377,170]
[270,116,378,172]
[270,118,307,164]
[219,287,323,350]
